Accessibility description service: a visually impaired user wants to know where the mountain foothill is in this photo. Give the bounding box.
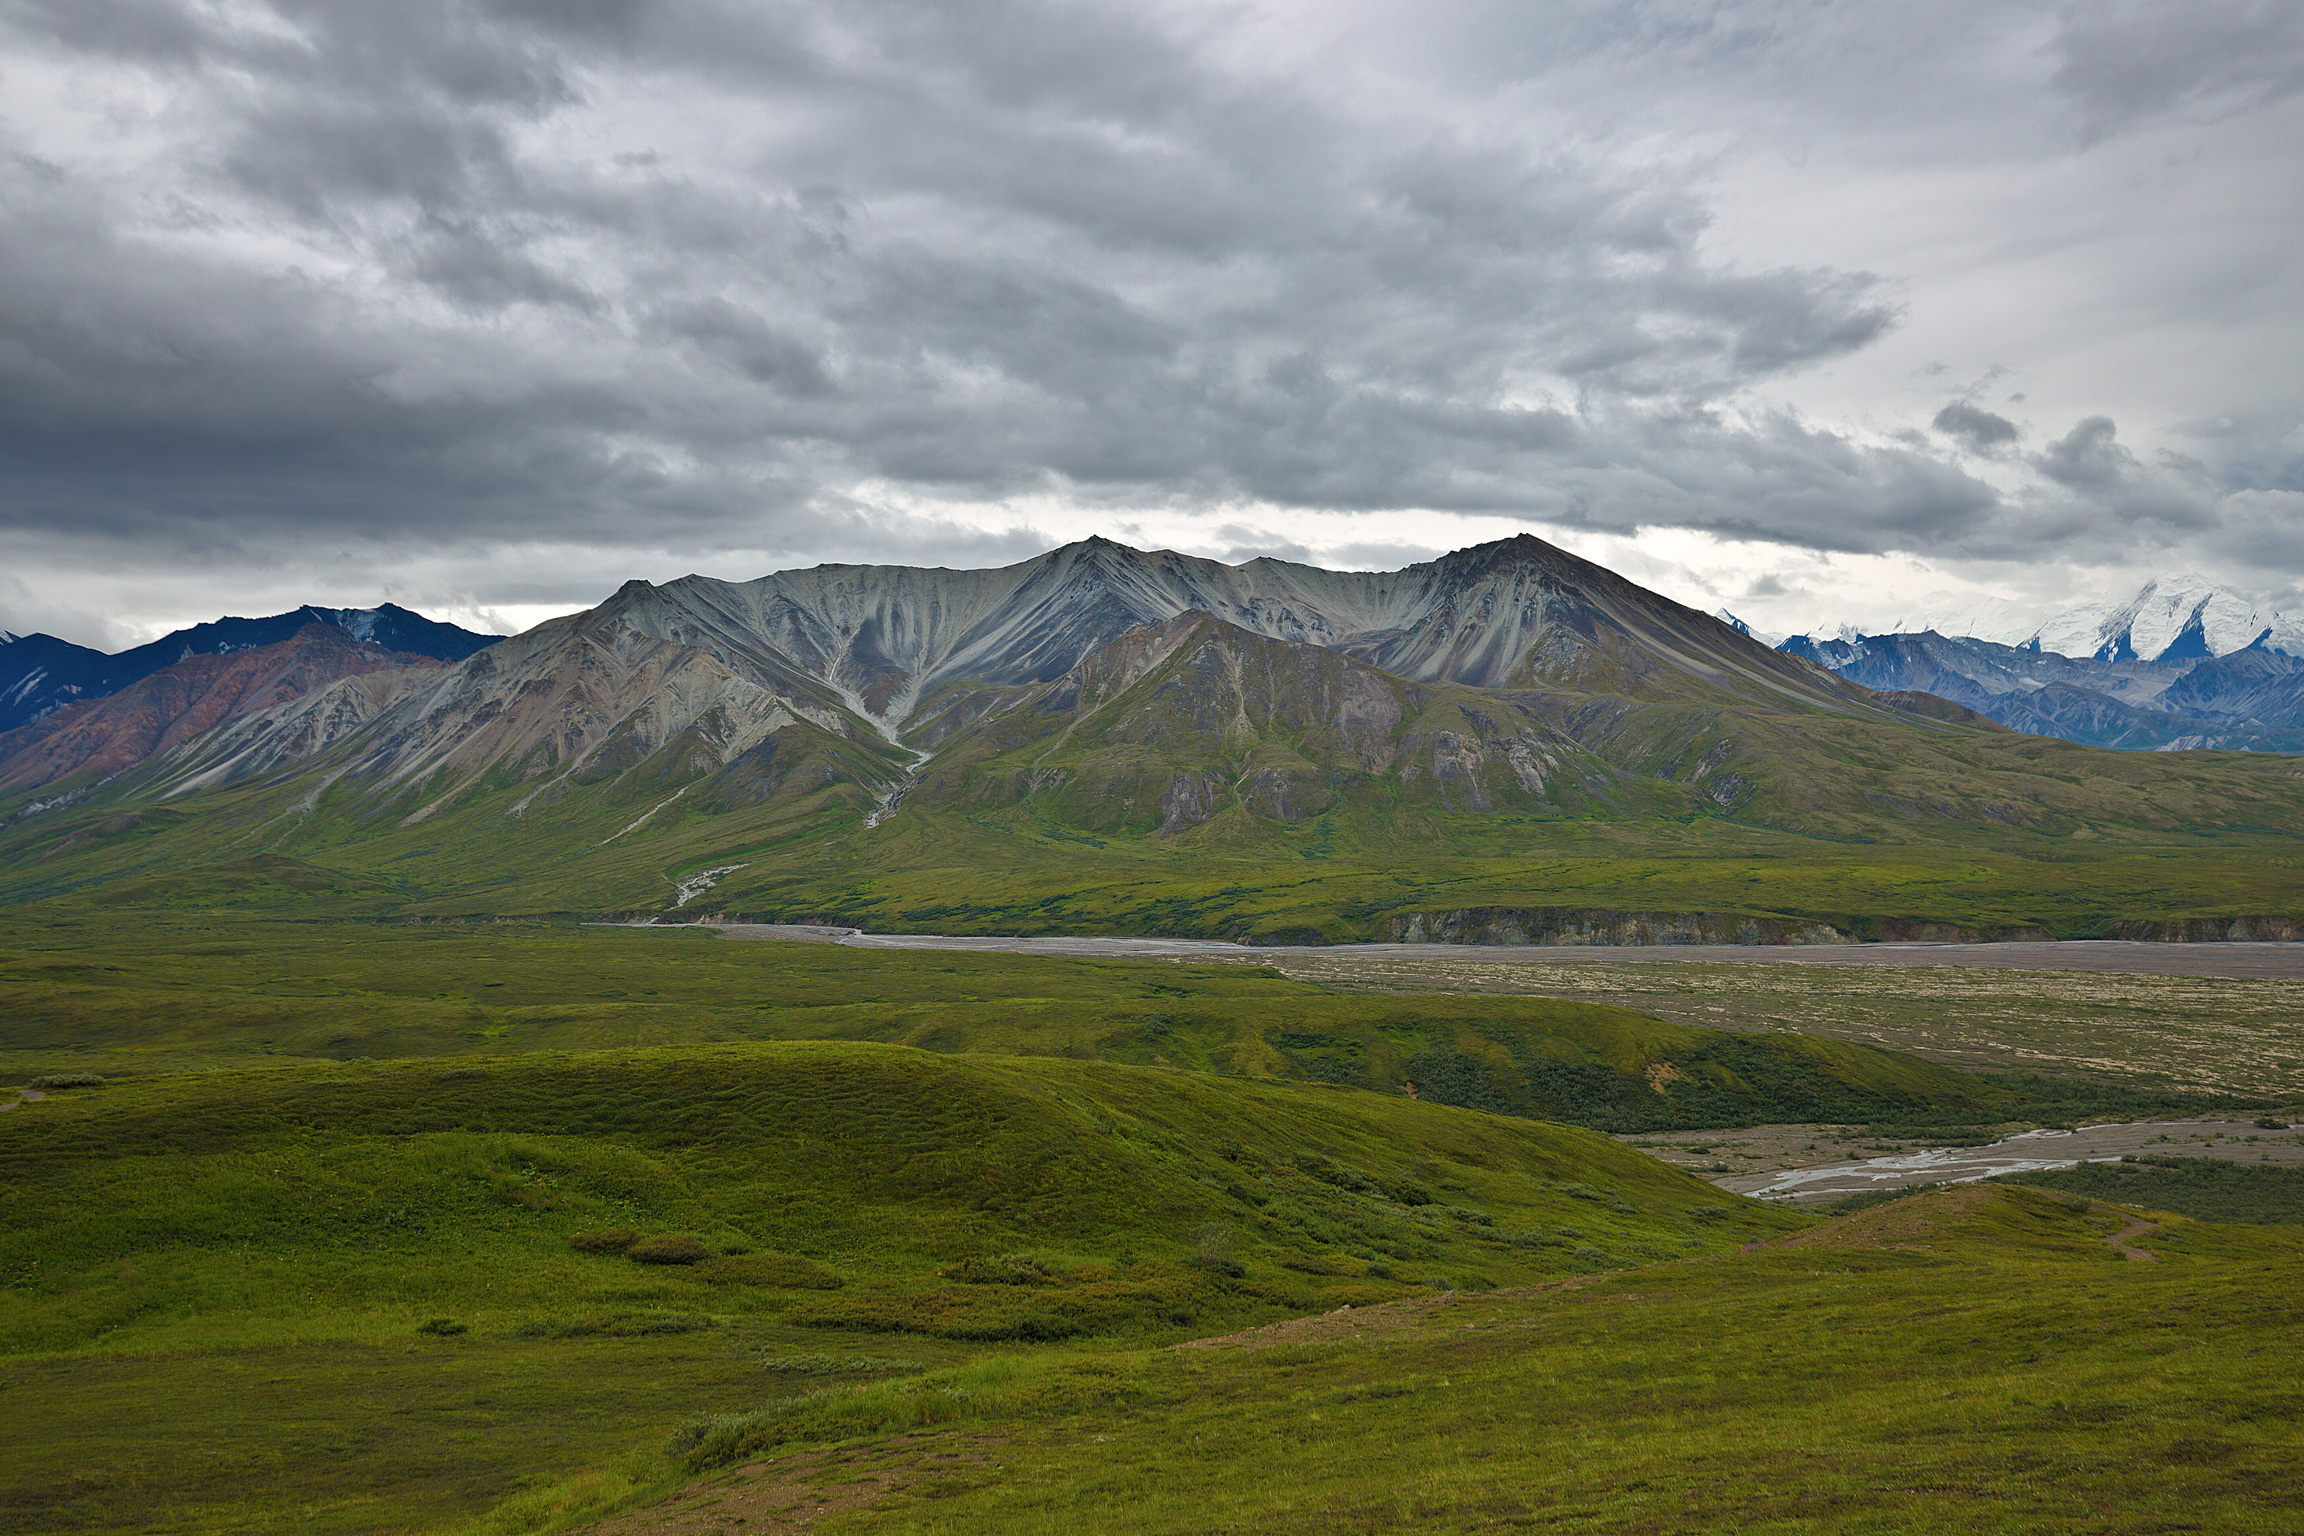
[4,536,2301,941]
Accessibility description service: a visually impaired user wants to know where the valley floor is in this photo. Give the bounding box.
[698,923,2304,980]
[5,915,2299,1535]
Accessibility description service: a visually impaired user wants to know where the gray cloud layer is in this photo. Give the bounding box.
[1,0,2299,639]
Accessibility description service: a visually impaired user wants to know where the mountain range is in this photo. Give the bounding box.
[4,536,2301,942]
[1788,573,2304,664]
[0,603,498,735]
[1776,631,2304,753]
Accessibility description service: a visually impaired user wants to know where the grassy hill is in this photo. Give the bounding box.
[7,1067,2296,1536]
[2,913,2293,1534]
[0,1040,1796,1533]
[608,1185,2300,1536]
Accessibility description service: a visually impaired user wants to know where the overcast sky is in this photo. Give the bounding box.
[2,0,2299,648]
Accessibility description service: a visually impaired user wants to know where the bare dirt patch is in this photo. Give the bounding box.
[1170,1279,1618,1354]
[587,1434,1007,1536]
[2102,1213,2160,1262]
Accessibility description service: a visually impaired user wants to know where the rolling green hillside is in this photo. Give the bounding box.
[0,1039,1799,1533]
[7,1068,2297,1536]
[614,1186,2304,1536]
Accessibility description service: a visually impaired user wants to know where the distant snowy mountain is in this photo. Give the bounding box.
[2029,575,2300,663]
[1712,609,1786,648]
[1801,575,2303,663]
[1855,590,2046,648]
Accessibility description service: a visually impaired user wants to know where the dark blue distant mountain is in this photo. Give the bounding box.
[0,603,500,732]
[1778,629,2304,753]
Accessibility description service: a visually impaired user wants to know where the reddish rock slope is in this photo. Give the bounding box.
[0,624,439,792]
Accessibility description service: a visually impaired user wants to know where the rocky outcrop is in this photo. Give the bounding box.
[1371,908,1856,946]
[2103,916,2304,942]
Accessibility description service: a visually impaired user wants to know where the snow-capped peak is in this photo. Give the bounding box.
[1799,575,2302,662]
[1713,609,1785,647]
[2031,574,2288,662]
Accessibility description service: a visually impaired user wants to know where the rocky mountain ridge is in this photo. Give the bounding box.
[130,534,1932,818]
[0,624,446,793]
[8,534,2304,940]
[0,603,500,734]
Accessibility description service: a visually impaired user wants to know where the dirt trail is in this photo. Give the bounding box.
[1169,1277,1623,1354]
[2101,1211,2161,1262]
[0,1088,45,1114]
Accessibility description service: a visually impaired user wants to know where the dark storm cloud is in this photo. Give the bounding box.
[2032,416,2216,535]
[0,0,1938,563]
[0,0,2294,627]
[2051,0,2304,134]
[1933,401,2021,455]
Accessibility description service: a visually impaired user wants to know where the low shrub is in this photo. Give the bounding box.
[697,1253,845,1289]
[1494,1230,1564,1250]
[940,1253,1056,1286]
[1279,1254,1358,1276]
[28,1072,103,1090]
[1560,1182,1636,1214]
[1432,1204,1493,1226]
[416,1318,468,1336]
[754,1353,922,1375]
[1190,1222,1245,1278]
[628,1234,710,1266]
[512,1313,716,1339]
[945,1312,1082,1342]
[568,1228,639,1254]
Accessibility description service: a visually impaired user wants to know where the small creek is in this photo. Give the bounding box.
[1720,1117,2303,1204]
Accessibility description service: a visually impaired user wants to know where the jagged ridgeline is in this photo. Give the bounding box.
[4,535,2302,937]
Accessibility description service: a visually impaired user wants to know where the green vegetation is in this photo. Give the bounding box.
[1998,1157,2304,1224]
[0,1037,1799,1533]
[1,918,2254,1134]
[3,911,2297,1534]
[583,1188,2302,1535]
